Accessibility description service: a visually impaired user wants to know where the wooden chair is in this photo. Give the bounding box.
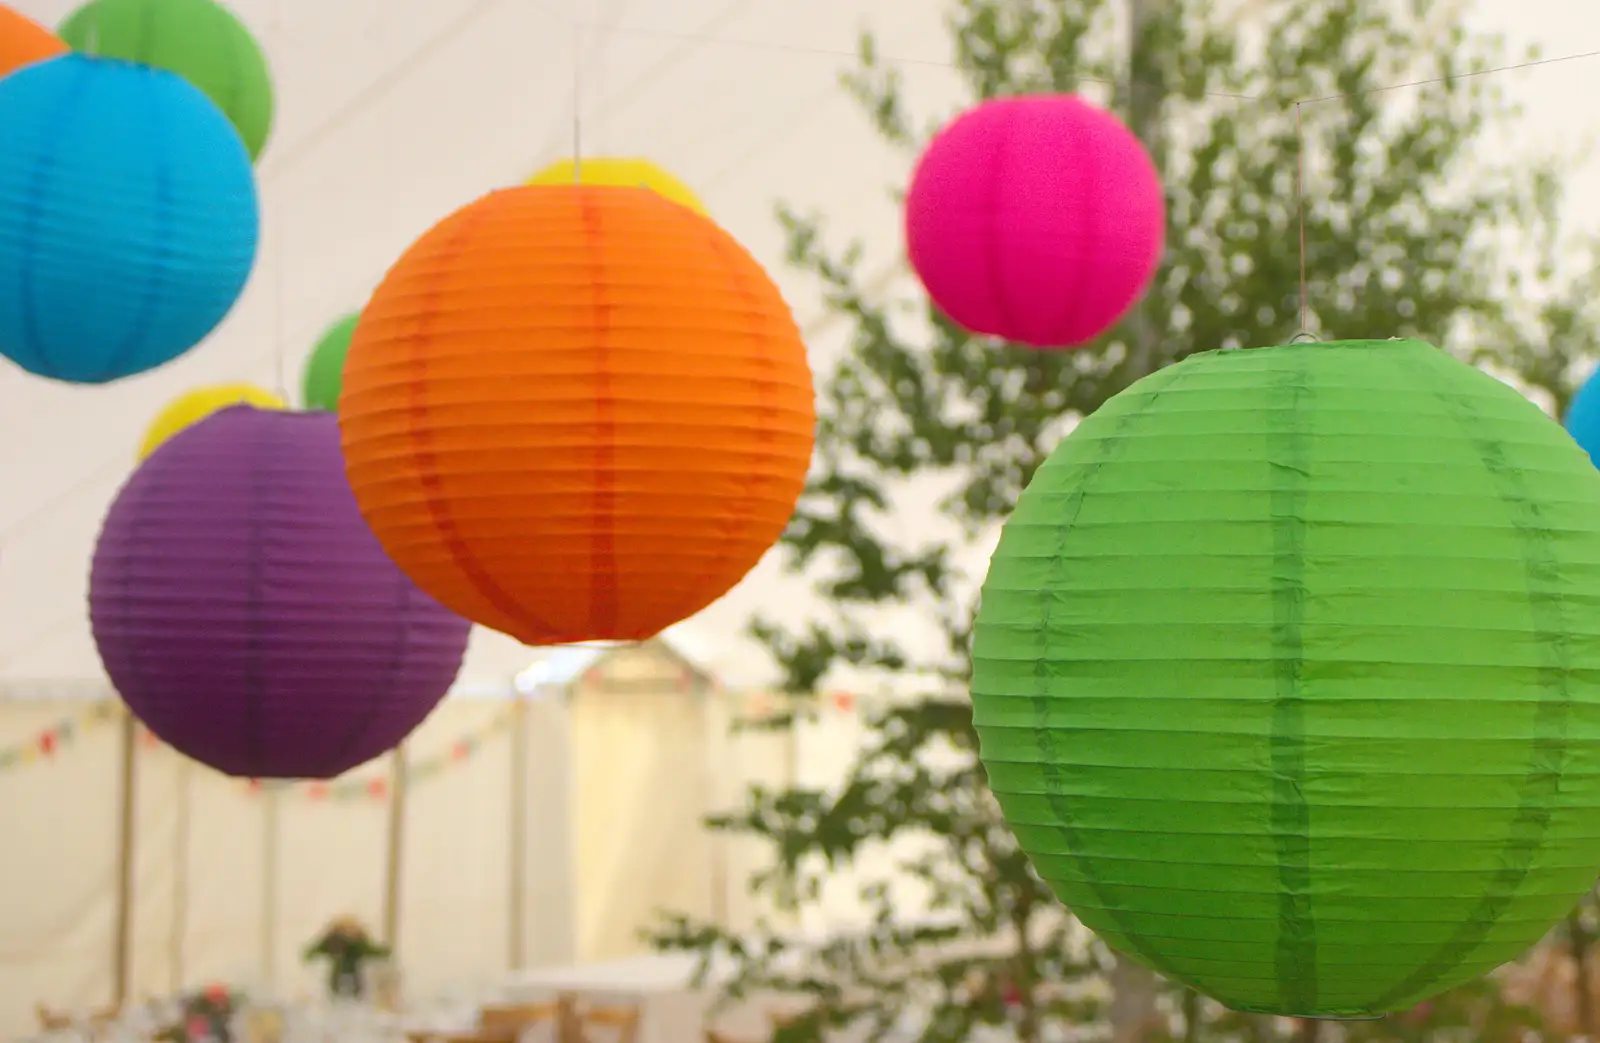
[703,1008,799,1043]
[85,1004,123,1042]
[407,994,580,1043]
[703,1031,754,1043]
[576,1001,641,1043]
[241,1007,286,1043]
[31,1003,122,1043]
[35,1005,74,1032]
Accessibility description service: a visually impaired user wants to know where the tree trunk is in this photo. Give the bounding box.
[1180,988,1202,1043]
[1110,954,1165,1043]
[1571,908,1593,1035]
[1122,0,1165,384]
[1105,7,1170,1043]
[1106,12,1166,1043]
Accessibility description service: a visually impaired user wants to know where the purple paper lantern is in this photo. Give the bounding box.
[89,406,471,778]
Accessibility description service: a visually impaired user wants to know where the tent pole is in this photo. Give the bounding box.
[381,745,409,950]
[261,788,281,986]
[706,682,728,929]
[508,694,530,969]
[170,757,192,993]
[111,707,138,1006]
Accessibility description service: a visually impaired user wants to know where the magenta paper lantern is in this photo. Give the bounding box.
[904,94,1165,348]
[89,406,471,779]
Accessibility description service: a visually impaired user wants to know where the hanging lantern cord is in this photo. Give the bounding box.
[571,20,582,182]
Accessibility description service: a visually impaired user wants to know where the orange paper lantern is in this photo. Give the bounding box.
[0,5,65,79]
[338,184,815,645]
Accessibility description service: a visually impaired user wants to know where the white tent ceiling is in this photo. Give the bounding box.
[0,0,1594,691]
[0,0,964,689]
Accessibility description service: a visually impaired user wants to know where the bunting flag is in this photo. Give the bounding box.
[238,706,519,802]
[742,690,861,718]
[0,700,118,773]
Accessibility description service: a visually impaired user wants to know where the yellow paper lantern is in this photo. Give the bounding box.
[138,382,285,459]
[525,157,706,214]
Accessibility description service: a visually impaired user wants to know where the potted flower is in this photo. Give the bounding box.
[302,915,389,1000]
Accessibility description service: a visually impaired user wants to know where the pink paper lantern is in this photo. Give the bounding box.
[904,94,1165,349]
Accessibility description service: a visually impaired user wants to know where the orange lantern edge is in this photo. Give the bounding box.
[339,184,816,646]
[0,5,66,81]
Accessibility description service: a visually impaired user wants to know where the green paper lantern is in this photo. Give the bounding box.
[971,338,1600,1018]
[301,313,358,412]
[59,0,273,160]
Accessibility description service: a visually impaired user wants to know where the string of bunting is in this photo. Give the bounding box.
[133,706,521,803]
[743,690,858,717]
[239,705,519,802]
[0,699,117,772]
[0,687,866,781]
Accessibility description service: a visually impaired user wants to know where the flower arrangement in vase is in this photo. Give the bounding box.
[153,983,242,1043]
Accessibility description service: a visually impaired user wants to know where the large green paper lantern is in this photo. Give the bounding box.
[301,313,358,412]
[59,0,273,160]
[971,338,1600,1018]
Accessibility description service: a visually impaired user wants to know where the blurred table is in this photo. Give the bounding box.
[504,953,739,1043]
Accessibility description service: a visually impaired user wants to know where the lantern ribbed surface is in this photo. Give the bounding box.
[338,184,815,646]
[91,407,471,779]
[971,339,1600,1017]
[904,94,1164,349]
[0,54,258,383]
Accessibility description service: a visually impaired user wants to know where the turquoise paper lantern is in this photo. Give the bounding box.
[0,54,258,384]
[972,338,1600,1017]
[1564,365,1600,469]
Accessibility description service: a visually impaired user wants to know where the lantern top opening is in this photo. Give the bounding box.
[1195,336,1431,362]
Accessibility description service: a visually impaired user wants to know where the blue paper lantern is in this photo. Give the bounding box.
[1566,368,1600,468]
[0,54,258,384]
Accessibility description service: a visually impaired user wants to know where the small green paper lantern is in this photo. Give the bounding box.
[971,338,1600,1018]
[301,313,358,412]
[59,0,274,160]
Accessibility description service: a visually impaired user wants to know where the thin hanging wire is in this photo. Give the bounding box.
[1295,101,1309,337]
[572,20,583,182]
[267,184,288,399]
[272,0,289,401]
